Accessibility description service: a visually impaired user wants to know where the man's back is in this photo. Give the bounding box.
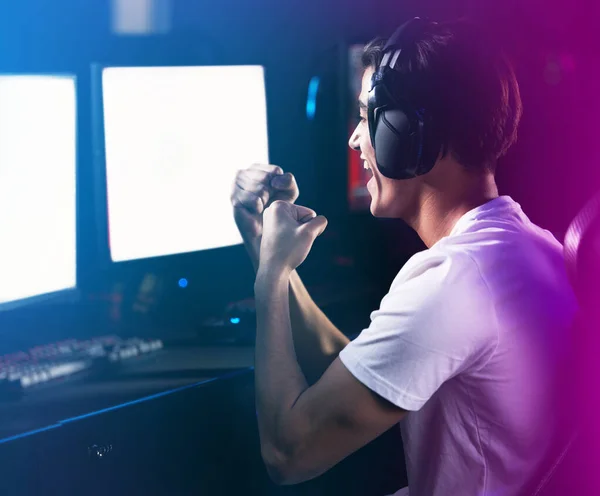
[340,196,577,496]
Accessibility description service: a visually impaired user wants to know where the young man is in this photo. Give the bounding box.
[231,19,576,495]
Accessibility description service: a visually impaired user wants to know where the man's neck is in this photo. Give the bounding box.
[409,174,499,248]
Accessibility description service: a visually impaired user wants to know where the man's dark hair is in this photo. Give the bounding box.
[362,20,522,171]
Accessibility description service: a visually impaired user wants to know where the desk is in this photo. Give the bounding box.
[0,345,255,443]
[0,344,406,496]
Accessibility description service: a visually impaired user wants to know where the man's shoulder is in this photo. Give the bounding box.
[436,218,565,279]
[390,224,566,309]
[388,247,491,307]
[414,221,575,326]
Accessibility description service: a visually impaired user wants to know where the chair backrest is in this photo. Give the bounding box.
[523,191,600,496]
[564,191,600,318]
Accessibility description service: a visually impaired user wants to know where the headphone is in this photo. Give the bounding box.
[368,17,441,180]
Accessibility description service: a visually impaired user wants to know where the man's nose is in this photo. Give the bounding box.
[348,128,360,151]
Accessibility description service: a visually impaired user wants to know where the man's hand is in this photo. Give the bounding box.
[230,164,299,245]
[259,201,328,275]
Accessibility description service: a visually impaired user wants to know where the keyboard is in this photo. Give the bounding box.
[0,336,164,394]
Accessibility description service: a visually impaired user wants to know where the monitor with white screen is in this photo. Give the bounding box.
[0,75,77,310]
[100,65,269,262]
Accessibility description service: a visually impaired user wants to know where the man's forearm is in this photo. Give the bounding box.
[245,237,349,384]
[287,271,350,384]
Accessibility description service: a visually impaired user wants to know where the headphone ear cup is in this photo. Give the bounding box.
[374,108,414,179]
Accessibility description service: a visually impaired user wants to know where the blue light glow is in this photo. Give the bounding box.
[178,278,188,288]
[306,76,320,120]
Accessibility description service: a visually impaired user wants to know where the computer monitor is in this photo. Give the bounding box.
[95,65,269,263]
[0,75,78,311]
[347,44,371,212]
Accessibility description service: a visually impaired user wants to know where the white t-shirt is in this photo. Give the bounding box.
[339,196,577,496]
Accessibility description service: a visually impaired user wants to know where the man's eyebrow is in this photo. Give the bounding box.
[358,100,368,111]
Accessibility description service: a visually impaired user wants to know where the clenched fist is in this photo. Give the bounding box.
[260,201,328,273]
[231,164,299,244]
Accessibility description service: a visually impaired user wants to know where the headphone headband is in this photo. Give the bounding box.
[380,18,434,72]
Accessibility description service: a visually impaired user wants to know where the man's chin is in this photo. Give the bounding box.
[369,199,380,217]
